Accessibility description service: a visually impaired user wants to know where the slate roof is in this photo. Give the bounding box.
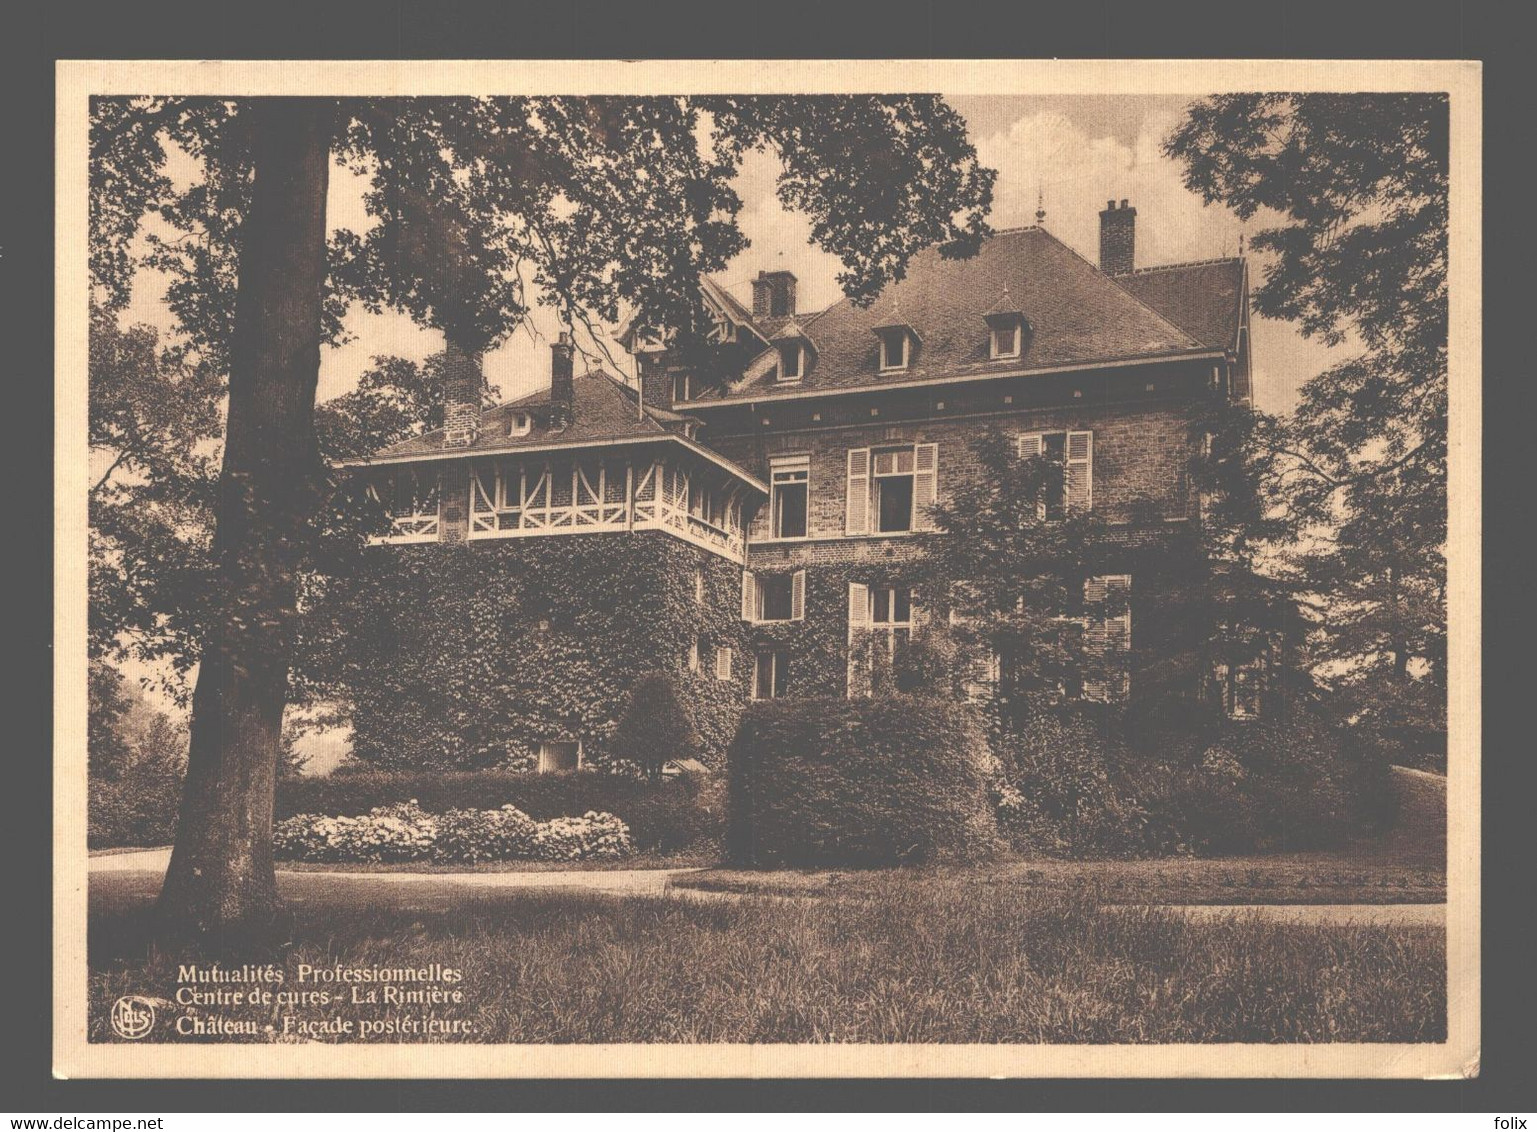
[363,369,667,461]
[700,227,1219,401]
[1116,258,1246,353]
[349,368,767,489]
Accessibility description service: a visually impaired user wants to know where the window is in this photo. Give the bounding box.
[870,584,912,627]
[990,322,1021,359]
[1081,575,1131,702]
[508,412,532,437]
[846,444,938,535]
[1018,431,1093,518]
[715,646,733,680]
[769,457,809,539]
[846,582,920,696]
[877,327,909,372]
[753,650,789,699]
[1214,650,1269,719]
[742,569,806,623]
[776,341,803,382]
[671,372,691,402]
[537,741,581,773]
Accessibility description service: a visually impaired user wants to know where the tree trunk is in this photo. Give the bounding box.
[156,99,334,950]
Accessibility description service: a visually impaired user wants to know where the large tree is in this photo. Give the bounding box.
[1166,93,1449,761]
[90,94,995,945]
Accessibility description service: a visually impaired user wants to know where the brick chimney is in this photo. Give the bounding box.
[751,270,797,319]
[441,341,484,448]
[548,332,574,429]
[1099,199,1137,276]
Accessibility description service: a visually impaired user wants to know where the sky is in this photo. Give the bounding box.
[248,93,1344,418]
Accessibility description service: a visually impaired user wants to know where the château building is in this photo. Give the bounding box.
[339,201,1257,771]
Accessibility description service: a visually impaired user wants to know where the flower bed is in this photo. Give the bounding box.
[273,801,633,864]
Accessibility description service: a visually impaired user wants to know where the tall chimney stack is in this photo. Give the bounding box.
[441,341,484,448]
[1099,199,1137,276]
[549,332,575,428]
[751,270,798,319]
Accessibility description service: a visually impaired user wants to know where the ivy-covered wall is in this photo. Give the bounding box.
[303,533,753,771]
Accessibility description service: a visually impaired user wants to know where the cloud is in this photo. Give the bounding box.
[974,107,1243,267]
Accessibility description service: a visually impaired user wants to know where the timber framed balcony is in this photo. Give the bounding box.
[467,453,753,562]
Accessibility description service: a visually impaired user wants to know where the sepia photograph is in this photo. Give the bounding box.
[52,57,1480,1079]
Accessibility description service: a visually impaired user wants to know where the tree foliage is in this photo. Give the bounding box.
[1166,94,1448,758]
[613,672,701,779]
[90,92,995,943]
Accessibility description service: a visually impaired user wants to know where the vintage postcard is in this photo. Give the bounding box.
[54,58,1480,1078]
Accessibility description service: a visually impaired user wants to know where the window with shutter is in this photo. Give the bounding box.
[846,448,871,534]
[1066,431,1093,511]
[791,569,806,620]
[1018,431,1092,517]
[741,571,756,622]
[847,581,870,632]
[1082,574,1131,701]
[913,443,938,530]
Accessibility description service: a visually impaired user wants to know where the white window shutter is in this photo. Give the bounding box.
[716,646,732,680]
[688,638,700,672]
[741,570,757,623]
[1067,430,1094,511]
[791,569,806,621]
[848,581,870,631]
[1082,574,1130,701]
[913,443,939,530]
[846,447,871,534]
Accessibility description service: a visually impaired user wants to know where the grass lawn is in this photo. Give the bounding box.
[89,871,1443,1044]
[669,852,1446,906]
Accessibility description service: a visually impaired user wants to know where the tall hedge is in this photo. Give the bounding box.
[726,695,999,867]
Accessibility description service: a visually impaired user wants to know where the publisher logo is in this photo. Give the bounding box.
[110,995,156,1040]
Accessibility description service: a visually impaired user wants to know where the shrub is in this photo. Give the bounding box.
[990,708,1182,859]
[277,769,721,854]
[612,672,699,779]
[433,805,537,863]
[273,802,438,863]
[528,812,635,861]
[988,701,1389,859]
[726,694,1000,867]
[1143,710,1391,854]
[272,802,632,864]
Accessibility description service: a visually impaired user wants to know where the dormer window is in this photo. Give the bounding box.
[875,326,913,373]
[776,341,804,383]
[508,411,532,437]
[989,321,1022,359]
[984,293,1027,361]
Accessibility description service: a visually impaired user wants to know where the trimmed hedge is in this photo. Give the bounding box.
[276,769,723,854]
[726,695,1000,867]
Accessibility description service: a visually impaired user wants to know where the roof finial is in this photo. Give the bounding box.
[1035,184,1046,226]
